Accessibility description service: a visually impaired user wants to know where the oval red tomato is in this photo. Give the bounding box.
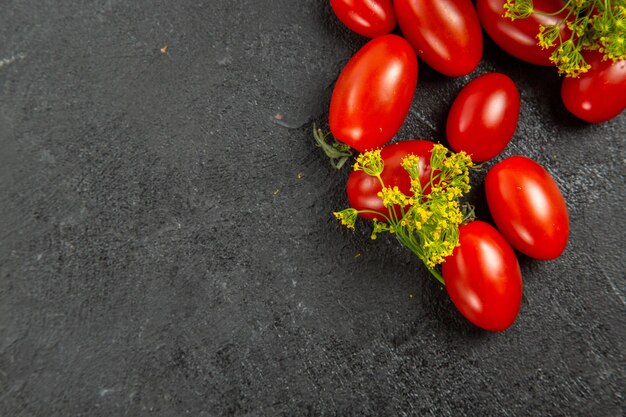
[347,140,434,220]
[561,51,626,123]
[330,0,396,38]
[442,221,523,332]
[329,35,418,152]
[485,156,569,260]
[446,72,520,162]
[477,0,569,66]
[394,0,482,76]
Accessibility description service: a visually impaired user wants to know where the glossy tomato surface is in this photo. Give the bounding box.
[394,0,482,76]
[477,0,569,66]
[329,34,418,152]
[561,51,626,123]
[330,0,396,38]
[347,140,434,220]
[446,72,520,162]
[485,156,569,260]
[442,221,523,332]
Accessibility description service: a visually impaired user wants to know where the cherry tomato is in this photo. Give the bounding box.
[446,73,520,162]
[485,156,569,260]
[442,221,522,332]
[347,140,434,220]
[330,0,396,38]
[477,0,569,66]
[561,51,626,123]
[394,0,482,77]
[329,35,418,152]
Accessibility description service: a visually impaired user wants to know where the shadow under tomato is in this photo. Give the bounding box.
[417,274,492,337]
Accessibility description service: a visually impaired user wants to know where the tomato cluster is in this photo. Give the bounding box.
[330,0,625,125]
[475,0,625,122]
[322,0,620,332]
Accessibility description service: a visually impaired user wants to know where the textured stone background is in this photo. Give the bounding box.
[1,0,624,416]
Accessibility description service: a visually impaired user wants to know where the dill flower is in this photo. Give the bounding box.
[505,0,626,77]
[333,144,474,283]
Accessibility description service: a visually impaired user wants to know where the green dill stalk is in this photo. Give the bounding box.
[333,145,475,284]
[504,0,626,77]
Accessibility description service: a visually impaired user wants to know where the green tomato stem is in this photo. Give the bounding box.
[312,124,352,169]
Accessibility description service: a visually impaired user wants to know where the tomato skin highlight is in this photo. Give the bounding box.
[394,0,483,77]
[329,34,418,152]
[446,73,520,162]
[476,0,569,66]
[442,221,523,332]
[561,51,626,123]
[347,140,434,220]
[485,156,569,260]
[330,0,397,38]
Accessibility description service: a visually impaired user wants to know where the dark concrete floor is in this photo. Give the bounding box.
[1,1,624,415]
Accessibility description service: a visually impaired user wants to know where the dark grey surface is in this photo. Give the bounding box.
[1,0,625,416]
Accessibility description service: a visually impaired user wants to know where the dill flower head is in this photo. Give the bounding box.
[333,143,475,282]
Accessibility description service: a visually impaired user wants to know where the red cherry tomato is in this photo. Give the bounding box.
[485,156,569,260]
[446,72,520,162]
[329,35,418,152]
[347,140,434,220]
[330,0,396,38]
[442,221,523,332]
[477,0,569,66]
[561,51,626,123]
[394,0,482,76]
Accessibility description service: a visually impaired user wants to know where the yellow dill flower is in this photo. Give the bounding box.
[551,40,592,77]
[353,149,384,176]
[538,25,561,50]
[508,0,626,77]
[370,219,390,240]
[334,143,475,284]
[377,186,410,208]
[504,0,533,20]
[430,144,447,169]
[401,154,422,178]
[333,209,357,230]
[416,207,430,223]
[410,178,422,195]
